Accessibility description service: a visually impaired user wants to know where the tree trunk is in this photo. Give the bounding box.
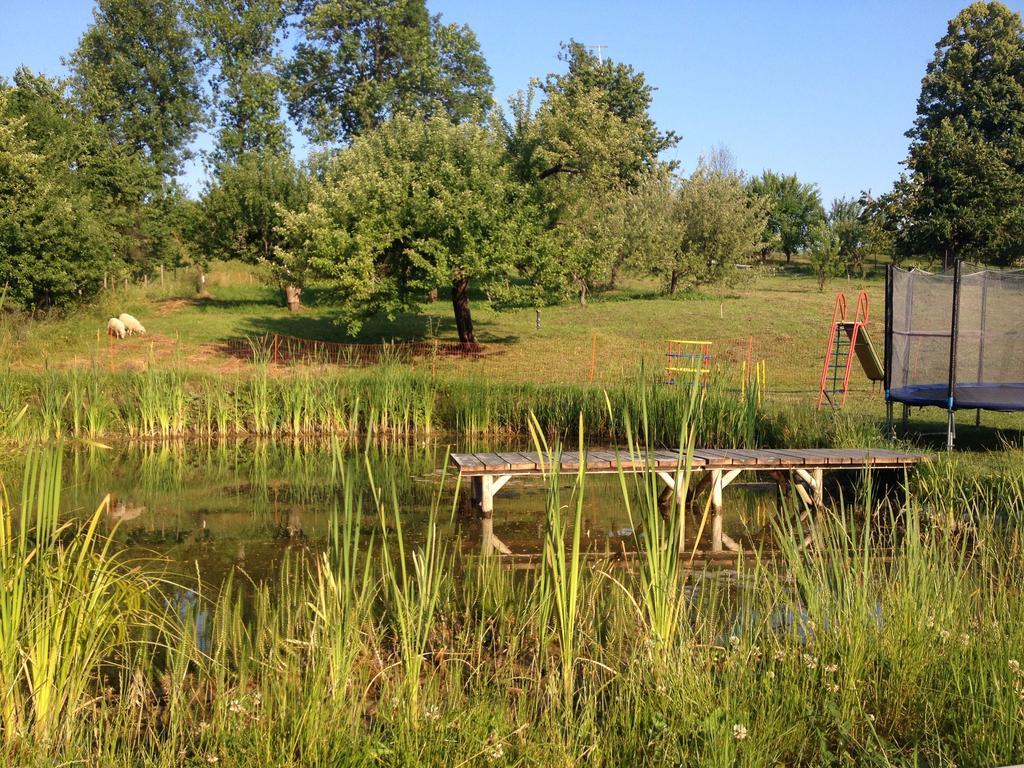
[195,268,207,294]
[669,270,680,295]
[428,287,438,303]
[451,278,476,345]
[284,284,302,312]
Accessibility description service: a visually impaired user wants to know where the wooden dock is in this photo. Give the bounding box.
[450,447,926,554]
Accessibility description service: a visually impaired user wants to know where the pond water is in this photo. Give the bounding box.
[1,440,789,586]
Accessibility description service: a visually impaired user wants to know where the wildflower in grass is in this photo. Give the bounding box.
[824,663,838,674]
[825,683,840,693]
[867,713,876,723]
[729,635,740,649]
[751,645,762,662]
[926,614,935,629]
[802,653,818,670]
[1009,659,1020,674]
[959,633,970,647]
[484,736,505,762]
[939,629,950,642]
[733,723,748,741]
[206,756,219,764]
[773,649,786,662]
[228,698,244,714]
[424,705,441,722]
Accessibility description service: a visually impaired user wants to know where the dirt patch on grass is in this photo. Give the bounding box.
[153,298,193,316]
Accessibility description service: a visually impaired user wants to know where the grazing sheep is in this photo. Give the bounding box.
[118,312,146,336]
[107,317,126,339]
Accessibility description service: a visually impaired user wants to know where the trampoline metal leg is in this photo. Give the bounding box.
[975,408,981,427]
[885,402,894,439]
[946,410,955,451]
[901,404,909,434]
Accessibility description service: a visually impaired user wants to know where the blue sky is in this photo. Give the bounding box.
[3,0,1021,204]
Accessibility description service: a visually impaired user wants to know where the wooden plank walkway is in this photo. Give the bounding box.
[450,447,923,475]
[451,447,927,555]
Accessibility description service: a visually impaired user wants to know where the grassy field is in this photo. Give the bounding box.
[3,258,1023,450]
[2,260,872,389]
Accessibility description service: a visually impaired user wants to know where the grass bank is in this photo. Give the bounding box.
[2,439,1023,766]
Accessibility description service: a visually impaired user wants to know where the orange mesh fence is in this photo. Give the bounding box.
[222,333,486,367]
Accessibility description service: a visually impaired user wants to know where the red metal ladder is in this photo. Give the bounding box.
[818,291,869,410]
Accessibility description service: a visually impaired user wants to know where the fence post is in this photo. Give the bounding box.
[273,333,279,365]
[589,332,597,384]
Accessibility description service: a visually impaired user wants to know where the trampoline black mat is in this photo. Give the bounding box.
[889,383,1024,411]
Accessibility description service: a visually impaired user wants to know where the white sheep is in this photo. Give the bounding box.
[118,312,146,336]
[107,317,126,339]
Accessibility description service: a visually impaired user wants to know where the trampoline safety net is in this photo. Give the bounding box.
[887,263,1024,412]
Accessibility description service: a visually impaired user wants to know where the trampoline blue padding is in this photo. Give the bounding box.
[889,383,1024,412]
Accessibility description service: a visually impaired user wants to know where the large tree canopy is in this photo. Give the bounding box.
[285,0,493,144]
[746,170,824,261]
[902,1,1024,266]
[640,153,767,294]
[67,0,205,179]
[506,43,676,302]
[0,74,122,309]
[279,114,522,343]
[196,0,290,161]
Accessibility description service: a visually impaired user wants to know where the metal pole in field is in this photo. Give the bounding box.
[946,260,962,450]
[884,264,894,436]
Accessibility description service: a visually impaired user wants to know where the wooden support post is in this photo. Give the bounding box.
[481,516,512,556]
[471,476,482,504]
[477,474,511,519]
[656,470,687,515]
[711,469,724,553]
[480,474,494,517]
[812,468,823,507]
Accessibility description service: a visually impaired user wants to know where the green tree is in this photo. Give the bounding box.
[505,44,676,302]
[902,1,1024,267]
[746,170,824,261]
[279,114,522,343]
[195,0,290,161]
[828,197,868,276]
[807,220,844,291]
[0,83,117,309]
[67,0,205,179]
[285,0,493,144]
[199,151,309,308]
[651,153,768,294]
[546,41,678,179]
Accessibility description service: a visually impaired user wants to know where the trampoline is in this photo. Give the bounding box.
[884,261,1024,448]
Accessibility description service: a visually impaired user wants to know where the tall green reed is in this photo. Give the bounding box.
[0,448,167,749]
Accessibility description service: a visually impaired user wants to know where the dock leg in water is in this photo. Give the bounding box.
[481,517,511,556]
[476,474,512,518]
[708,469,742,554]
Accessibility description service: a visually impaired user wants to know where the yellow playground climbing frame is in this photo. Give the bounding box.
[665,339,712,385]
